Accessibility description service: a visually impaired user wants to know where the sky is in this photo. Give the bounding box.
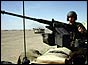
[1,1,87,30]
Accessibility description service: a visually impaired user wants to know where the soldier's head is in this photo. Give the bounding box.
[67,11,77,24]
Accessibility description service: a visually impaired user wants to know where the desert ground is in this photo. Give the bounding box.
[1,30,56,64]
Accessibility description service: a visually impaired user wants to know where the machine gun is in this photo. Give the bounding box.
[1,10,71,48]
[1,10,87,64]
[2,10,87,48]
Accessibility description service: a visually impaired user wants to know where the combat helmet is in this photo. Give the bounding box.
[67,11,77,21]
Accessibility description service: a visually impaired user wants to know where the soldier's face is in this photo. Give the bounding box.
[68,16,75,24]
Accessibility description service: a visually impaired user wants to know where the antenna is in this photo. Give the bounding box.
[22,1,30,64]
[23,0,26,58]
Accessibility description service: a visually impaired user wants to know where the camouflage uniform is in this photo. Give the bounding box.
[66,11,87,64]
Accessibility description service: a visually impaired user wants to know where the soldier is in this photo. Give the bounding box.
[66,11,87,64]
[66,11,87,47]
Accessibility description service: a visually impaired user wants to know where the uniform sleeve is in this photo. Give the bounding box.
[77,22,87,40]
[77,23,87,33]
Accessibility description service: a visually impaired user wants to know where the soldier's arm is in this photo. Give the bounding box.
[77,23,87,34]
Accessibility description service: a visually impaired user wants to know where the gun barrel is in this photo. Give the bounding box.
[1,10,52,25]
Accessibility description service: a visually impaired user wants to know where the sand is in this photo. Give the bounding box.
[1,30,55,64]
